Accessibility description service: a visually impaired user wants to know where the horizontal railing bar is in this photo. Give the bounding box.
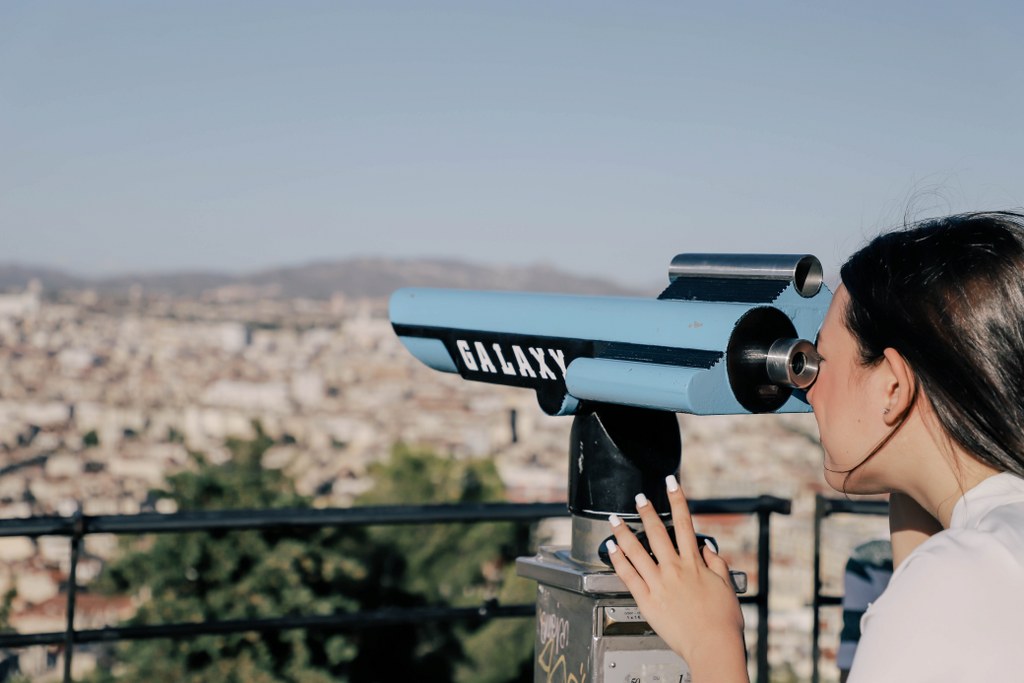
[694,495,791,516]
[0,503,567,538]
[0,603,537,648]
[0,497,790,538]
[818,498,889,517]
[0,592,771,649]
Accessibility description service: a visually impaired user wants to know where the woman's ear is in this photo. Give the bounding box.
[880,347,915,425]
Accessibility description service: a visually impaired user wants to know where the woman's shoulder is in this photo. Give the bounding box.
[887,502,1024,599]
[940,472,1024,564]
[852,525,1024,682]
[951,471,1024,521]
[852,514,1024,680]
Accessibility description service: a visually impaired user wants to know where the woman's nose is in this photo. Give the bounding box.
[805,378,818,406]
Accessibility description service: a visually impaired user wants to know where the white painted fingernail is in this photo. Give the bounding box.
[606,539,618,554]
[609,513,623,528]
[634,493,649,508]
[705,538,719,554]
[665,475,679,492]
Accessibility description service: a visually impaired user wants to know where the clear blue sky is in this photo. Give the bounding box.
[2,1,1022,287]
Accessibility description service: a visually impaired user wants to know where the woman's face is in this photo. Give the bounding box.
[806,286,891,493]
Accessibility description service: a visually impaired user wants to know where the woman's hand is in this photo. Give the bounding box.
[606,475,749,683]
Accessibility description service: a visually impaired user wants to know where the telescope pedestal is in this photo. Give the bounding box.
[515,403,693,682]
[517,542,690,683]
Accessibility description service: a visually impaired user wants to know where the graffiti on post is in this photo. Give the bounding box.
[536,608,586,683]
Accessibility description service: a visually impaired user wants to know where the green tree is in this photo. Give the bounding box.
[357,445,536,683]
[358,444,521,603]
[454,565,535,683]
[90,436,535,682]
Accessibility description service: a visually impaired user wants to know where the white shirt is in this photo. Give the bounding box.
[848,472,1024,682]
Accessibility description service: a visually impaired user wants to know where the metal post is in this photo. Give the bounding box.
[810,497,889,683]
[811,495,824,683]
[755,502,771,683]
[63,511,84,683]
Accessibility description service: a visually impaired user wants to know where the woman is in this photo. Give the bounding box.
[605,211,1024,682]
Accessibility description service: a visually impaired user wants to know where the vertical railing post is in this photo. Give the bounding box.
[755,500,771,683]
[63,510,84,683]
[811,495,824,683]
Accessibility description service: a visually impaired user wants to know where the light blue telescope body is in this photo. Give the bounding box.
[389,255,833,416]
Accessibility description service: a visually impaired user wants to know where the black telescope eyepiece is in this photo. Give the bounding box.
[726,308,822,412]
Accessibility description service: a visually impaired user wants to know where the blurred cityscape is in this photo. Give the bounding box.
[0,264,887,681]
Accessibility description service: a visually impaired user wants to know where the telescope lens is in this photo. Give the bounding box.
[791,352,806,375]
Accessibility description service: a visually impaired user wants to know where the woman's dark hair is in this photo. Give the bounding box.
[840,211,1024,477]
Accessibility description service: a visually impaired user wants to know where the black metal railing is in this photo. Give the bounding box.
[811,495,889,683]
[0,496,790,683]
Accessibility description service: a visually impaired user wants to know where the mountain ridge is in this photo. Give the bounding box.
[0,258,650,299]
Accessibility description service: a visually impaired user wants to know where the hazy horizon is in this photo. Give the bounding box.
[0,252,642,281]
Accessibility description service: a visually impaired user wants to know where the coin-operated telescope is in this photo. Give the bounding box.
[390,254,831,682]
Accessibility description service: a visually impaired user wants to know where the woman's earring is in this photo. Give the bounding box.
[882,408,891,415]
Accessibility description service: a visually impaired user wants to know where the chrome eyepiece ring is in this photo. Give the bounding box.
[765,338,820,389]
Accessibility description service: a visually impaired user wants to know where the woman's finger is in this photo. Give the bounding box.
[609,514,660,580]
[634,492,677,563]
[606,538,651,600]
[666,474,700,564]
[702,543,733,584]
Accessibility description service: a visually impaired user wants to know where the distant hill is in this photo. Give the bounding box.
[0,265,90,292]
[0,258,647,299]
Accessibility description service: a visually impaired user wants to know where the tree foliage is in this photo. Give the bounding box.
[89,436,534,682]
[358,445,536,683]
